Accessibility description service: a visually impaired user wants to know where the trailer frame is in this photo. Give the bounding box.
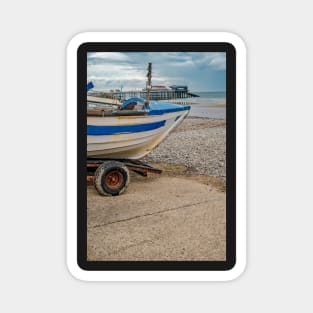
[87,158,162,196]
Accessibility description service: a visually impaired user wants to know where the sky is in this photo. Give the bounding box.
[87,52,226,92]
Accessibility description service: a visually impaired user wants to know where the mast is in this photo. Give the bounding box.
[145,62,152,108]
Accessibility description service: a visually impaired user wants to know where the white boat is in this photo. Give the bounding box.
[86,64,191,196]
[87,97,190,159]
[87,63,190,160]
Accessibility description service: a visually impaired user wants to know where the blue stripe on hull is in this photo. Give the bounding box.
[87,120,166,136]
[120,97,190,115]
[148,105,190,115]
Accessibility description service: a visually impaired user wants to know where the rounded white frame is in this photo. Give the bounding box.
[66,32,246,281]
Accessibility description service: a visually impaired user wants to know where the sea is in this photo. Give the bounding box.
[169,91,226,120]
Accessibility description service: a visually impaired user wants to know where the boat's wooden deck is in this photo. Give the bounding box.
[87,96,121,105]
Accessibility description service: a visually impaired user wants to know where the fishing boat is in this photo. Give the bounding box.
[87,63,190,159]
[86,63,190,196]
[87,98,190,159]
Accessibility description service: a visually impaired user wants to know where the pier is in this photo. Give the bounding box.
[89,85,199,101]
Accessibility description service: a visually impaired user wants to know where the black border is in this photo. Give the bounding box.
[77,43,236,271]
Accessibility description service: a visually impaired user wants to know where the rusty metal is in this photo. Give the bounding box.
[87,175,94,182]
[124,163,162,174]
[87,163,100,168]
[86,158,162,182]
[105,170,123,189]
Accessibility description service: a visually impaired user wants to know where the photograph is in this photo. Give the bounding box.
[85,51,228,262]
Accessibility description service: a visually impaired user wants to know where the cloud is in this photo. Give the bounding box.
[87,52,130,61]
[87,52,226,91]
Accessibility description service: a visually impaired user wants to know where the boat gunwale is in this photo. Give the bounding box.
[87,105,190,117]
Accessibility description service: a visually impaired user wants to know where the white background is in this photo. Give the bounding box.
[1,0,312,312]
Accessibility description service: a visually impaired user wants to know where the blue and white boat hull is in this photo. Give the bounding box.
[87,101,190,159]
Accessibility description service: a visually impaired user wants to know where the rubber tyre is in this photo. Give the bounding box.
[93,161,130,196]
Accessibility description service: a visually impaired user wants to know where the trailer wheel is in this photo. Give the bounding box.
[94,161,130,196]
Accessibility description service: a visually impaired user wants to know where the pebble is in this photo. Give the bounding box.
[143,117,226,182]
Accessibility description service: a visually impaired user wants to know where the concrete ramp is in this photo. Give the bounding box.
[87,175,226,261]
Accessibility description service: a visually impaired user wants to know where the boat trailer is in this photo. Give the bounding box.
[87,159,162,196]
